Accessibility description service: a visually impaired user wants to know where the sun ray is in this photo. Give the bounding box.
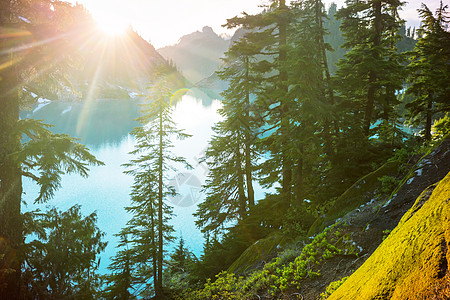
[95,12,129,36]
[77,41,108,136]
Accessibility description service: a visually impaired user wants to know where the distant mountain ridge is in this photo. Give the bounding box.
[67,27,186,100]
[158,26,230,84]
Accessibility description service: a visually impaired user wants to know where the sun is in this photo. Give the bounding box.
[95,12,129,36]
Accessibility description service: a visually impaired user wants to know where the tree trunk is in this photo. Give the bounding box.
[156,110,164,298]
[315,0,335,158]
[150,203,157,297]
[364,0,382,136]
[0,2,23,296]
[236,133,247,219]
[244,57,255,207]
[279,0,292,203]
[425,97,432,141]
[364,72,376,135]
[295,145,304,208]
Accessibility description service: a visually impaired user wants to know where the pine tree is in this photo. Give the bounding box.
[406,1,450,141]
[325,0,406,191]
[0,2,102,297]
[324,2,346,75]
[122,70,191,298]
[335,0,405,136]
[164,236,195,294]
[22,205,107,299]
[286,0,336,208]
[226,0,296,205]
[195,36,260,234]
[103,232,136,300]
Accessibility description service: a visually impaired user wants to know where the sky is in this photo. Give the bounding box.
[68,0,445,48]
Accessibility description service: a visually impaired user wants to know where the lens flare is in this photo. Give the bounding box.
[170,88,191,107]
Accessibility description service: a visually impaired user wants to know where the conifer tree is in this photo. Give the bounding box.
[286,0,335,207]
[335,0,404,136]
[103,232,136,300]
[326,0,406,190]
[163,236,195,294]
[195,36,260,234]
[406,2,450,141]
[0,2,103,297]
[226,0,296,206]
[22,205,107,299]
[122,71,191,298]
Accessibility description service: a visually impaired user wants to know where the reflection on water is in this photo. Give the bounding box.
[21,99,140,148]
[20,89,217,148]
[22,92,222,273]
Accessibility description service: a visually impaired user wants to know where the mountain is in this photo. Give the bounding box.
[22,4,186,102]
[158,26,230,83]
[64,27,186,100]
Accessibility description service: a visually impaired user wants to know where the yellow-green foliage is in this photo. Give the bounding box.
[432,113,450,141]
[185,271,246,300]
[319,276,349,299]
[308,161,400,236]
[328,171,450,300]
[185,225,361,299]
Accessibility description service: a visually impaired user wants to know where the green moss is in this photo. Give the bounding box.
[227,232,284,275]
[328,171,450,300]
[308,161,400,236]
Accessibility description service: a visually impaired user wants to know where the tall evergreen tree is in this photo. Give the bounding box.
[122,71,191,298]
[326,0,406,190]
[270,0,333,212]
[0,2,103,297]
[406,1,450,141]
[163,235,196,295]
[324,2,346,75]
[195,36,260,234]
[22,205,107,299]
[103,232,136,300]
[226,0,296,206]
[335,0,404,136]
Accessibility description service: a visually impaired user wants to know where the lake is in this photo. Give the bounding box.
[21,92,225,273]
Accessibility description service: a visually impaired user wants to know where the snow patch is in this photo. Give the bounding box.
[37,98,51,104]
[61,106,72,115]
[407,177,414,185]
[383,198,392,208]
[415,168,423,176]
[129,92,140,98]
[33,99,51,113]
[18,16,31,23]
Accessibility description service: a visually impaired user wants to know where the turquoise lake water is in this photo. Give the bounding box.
[21,93,226,273]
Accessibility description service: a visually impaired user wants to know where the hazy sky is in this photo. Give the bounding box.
[68,0,444,48]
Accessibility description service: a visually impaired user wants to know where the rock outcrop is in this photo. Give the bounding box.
[329,171,450,299]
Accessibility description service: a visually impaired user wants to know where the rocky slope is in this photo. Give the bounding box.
[299,137,450,299]
[329,171,450,299]
[215,137,450,300]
